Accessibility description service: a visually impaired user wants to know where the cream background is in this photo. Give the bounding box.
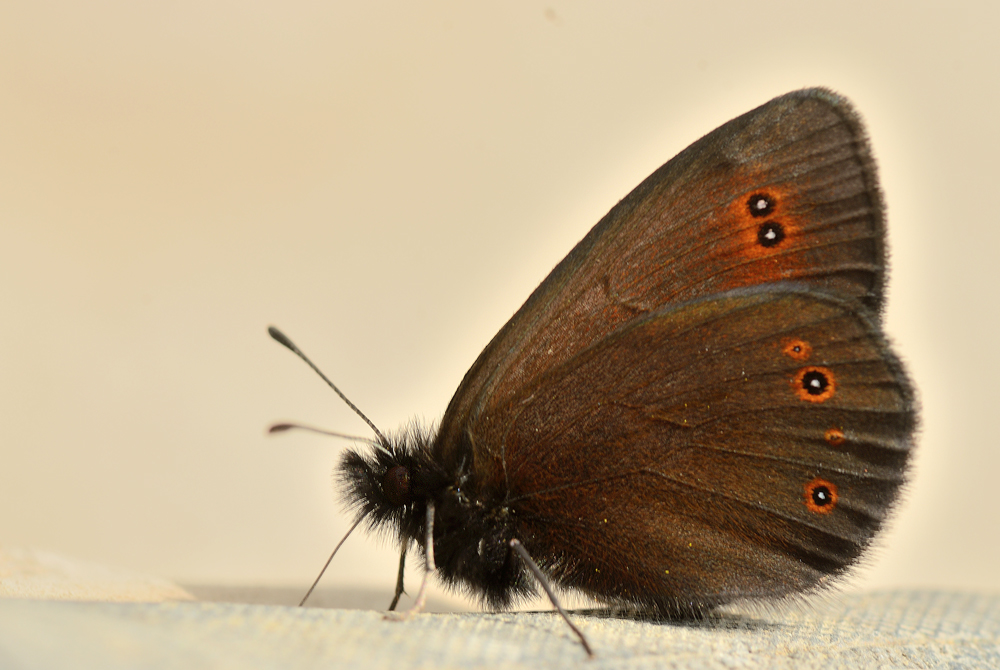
[1,2,996,608]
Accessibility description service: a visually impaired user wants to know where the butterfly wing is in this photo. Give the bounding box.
[498,286,915,612]
[435,89,887,474]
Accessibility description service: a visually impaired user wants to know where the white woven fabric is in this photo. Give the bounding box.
[1,591,997,669]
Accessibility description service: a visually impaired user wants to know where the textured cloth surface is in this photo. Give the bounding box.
[0,590,997,669]
[0,547,193,603]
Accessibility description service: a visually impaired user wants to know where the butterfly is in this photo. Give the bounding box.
[271,87,916,656]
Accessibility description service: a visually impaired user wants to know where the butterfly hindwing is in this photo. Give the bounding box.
[493,286,914,612]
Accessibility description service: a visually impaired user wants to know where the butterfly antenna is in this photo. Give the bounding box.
[299,516,365,607]
[268,422,379,446]
[268,326,388,446]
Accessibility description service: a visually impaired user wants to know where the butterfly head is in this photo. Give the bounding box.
[337,425,441,546]
[337,425,538,607]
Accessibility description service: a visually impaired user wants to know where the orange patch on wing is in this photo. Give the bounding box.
[730,183,800,260]
[704,179,808,292]
[824,427,846,446]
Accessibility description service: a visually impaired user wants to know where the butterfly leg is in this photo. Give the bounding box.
[387,544,407,611]
[510,538,594,657]
[385,502,436,620]
[298,516,364,607]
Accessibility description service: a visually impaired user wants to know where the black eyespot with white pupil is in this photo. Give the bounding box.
[757,221,785,248]
[383,465,411,505]
[811,486,833,507]
[747,193,775,217]
[747,193,785,248]
[804,477,838,514]
[802,370,829,395]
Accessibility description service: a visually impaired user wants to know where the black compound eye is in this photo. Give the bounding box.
[382,465,411,505]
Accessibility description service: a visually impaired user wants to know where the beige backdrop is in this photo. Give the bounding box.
[1,2,996,608]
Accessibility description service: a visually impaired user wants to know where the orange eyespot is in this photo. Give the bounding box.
[824,427,846,446]
[793,366,835,403]
[804,478,838,514]
[756,221,785,248]
[782,339,812,361]
[747,193,776,217]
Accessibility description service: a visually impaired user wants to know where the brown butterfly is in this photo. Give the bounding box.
[271,87,916,656]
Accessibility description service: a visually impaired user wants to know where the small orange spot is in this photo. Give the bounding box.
[804,478,838,514]
[782,339,812,361]
[792,366,835,403]
[824,427,846,446]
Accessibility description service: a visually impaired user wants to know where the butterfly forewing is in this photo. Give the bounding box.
[435,89,887,468]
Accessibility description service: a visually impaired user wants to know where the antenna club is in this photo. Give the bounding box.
[268,326,296,351]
